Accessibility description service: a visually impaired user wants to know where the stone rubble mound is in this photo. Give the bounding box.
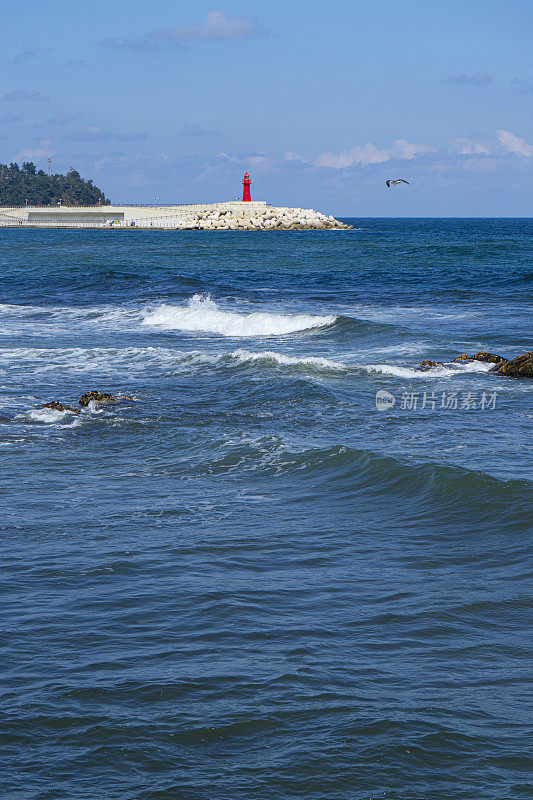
[174,207,351,231]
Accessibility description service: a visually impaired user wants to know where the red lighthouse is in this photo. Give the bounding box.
[242,172,252,202]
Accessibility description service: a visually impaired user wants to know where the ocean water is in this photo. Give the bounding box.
[1,218,532,800]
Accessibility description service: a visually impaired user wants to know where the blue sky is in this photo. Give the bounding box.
[1,0,532,214]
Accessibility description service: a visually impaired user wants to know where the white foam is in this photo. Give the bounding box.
[0,345,349,380]
[0,340,500,384]
[0,302,121,321]
[364,360,495,379]
[0,346,181,375]
[229,349,345,370]
[348,303,480,323]
[0,302,147,342]
[141,294,336,337]
[26,408,79,424]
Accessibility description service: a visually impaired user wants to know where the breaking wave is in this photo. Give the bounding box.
[227,349,344,370]
[22,407,82,427]
[364,361,495,379]
[0,346,345,375]
[141,294,336,337]
[0,345,506,381]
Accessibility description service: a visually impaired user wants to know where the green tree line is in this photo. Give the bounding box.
[0,162,110,206]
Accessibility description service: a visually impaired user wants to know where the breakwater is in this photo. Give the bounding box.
[0,201,350,230]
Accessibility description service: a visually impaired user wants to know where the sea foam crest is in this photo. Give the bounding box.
[25,407,82,426]
[142,294,336,337]
[365,361,495,378]
[229,349,345,370]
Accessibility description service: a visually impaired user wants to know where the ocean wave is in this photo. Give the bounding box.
[0,298,411,341]
[193,439,531,515]
[0,301,141,338]
[350,303,481,323]
[0,344,509,382]
[0,346,185,375]
[227,349,345,370]
[364,361,495,378]
[141,294,337,337]
[0,302,123,321]
[22,407,82,426]
[0,346,345,376]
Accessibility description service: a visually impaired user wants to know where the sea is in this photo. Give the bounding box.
[1,218,532,800]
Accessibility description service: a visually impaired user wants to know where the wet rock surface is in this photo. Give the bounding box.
[41,401,80,414]
[78,390,116,407]
[454,351,507,364]
[412,350,533,377]
[34,392,134,416]
[417,360,444,371]
[490,352,533,378]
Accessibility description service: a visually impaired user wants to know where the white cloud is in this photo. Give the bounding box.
[450,137,493,156]
[153,10,258,41]
[213,151,272,170]
[450,129,533,158]
[391,139,436,159]
[15,140,54,161]
[248,154,274,170]
[103,11,259,49]
[496,129,533,157]
[284,150,308,163]
[315,144,388,168]
[314,139,435,169]
[215,152,240,163]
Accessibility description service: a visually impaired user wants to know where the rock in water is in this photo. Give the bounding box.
[490,352,533,378]
[41,401,80,414]
[417,360,444,371]
[79,390,115,407]
[454,351,506,364]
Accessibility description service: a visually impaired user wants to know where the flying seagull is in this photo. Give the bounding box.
[386,179,410,188]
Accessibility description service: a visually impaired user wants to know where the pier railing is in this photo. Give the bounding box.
[0,216,193,229]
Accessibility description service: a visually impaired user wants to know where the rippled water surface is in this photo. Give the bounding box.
[1,219,532,799]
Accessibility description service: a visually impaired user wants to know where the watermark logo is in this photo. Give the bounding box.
[375,389,498,411]
[375,390,396,411]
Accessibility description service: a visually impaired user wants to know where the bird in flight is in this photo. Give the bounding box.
[386,179,410,188]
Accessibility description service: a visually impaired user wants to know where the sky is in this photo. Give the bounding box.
[1,0,532,215]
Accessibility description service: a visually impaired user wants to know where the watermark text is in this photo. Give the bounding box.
[375,389,498,412]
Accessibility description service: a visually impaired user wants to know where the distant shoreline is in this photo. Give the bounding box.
[0,202,350,231]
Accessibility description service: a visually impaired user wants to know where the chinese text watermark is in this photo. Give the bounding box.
[375,389,498,412]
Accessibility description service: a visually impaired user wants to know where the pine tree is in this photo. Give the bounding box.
[0,162,110,206]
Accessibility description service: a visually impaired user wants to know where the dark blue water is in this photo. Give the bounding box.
[1,219,532,800]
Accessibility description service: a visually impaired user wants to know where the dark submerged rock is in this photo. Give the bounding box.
[490,352,533,378]
[41,401,80,414]
[79,390,115,407]
[454,351,506,364]
[417,360,444,371]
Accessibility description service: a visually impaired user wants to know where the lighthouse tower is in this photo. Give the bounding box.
[242,172,252,202]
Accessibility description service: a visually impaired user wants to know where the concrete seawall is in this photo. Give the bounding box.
[0,202,350,230]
